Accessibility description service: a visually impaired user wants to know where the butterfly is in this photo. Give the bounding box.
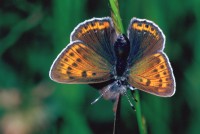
[49,17,176,110]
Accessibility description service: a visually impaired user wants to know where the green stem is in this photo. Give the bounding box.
[135,90,147,134]
[109,0,124,33]
[109,0,147,134]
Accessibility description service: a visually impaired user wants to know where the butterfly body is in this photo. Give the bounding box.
[50,17,176,105]
[114,34,130,77]
[90,34,133,100]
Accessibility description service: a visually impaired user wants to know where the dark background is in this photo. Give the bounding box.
[0,0,200,134]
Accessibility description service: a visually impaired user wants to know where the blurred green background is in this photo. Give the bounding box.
[0,0,200,134]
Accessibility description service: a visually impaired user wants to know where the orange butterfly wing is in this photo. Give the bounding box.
[49,41,114,84]
[127,18,175,97]
[128,52,176,97]
[71,17,117,65]
[50,17,117,84]
[127,18,165,66]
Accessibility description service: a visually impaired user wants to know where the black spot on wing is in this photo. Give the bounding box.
[82,71,87,77]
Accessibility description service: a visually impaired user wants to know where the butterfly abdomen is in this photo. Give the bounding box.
[114,34,130,76]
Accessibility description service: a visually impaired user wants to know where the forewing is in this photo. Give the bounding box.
[71,17,117,65]
[50,41,114,84]
[128,52,175,97]
[127,18,165,66]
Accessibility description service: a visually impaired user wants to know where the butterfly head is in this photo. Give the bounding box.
[99,80,128,101]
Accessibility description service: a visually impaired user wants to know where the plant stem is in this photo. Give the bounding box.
[135,90,147,134]
[109,0,124,33]
[113,95,121,134]
[109,0,147,134]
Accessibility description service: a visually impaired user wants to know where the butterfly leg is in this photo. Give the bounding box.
[91,85,112,105]
[130,90,138,102]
